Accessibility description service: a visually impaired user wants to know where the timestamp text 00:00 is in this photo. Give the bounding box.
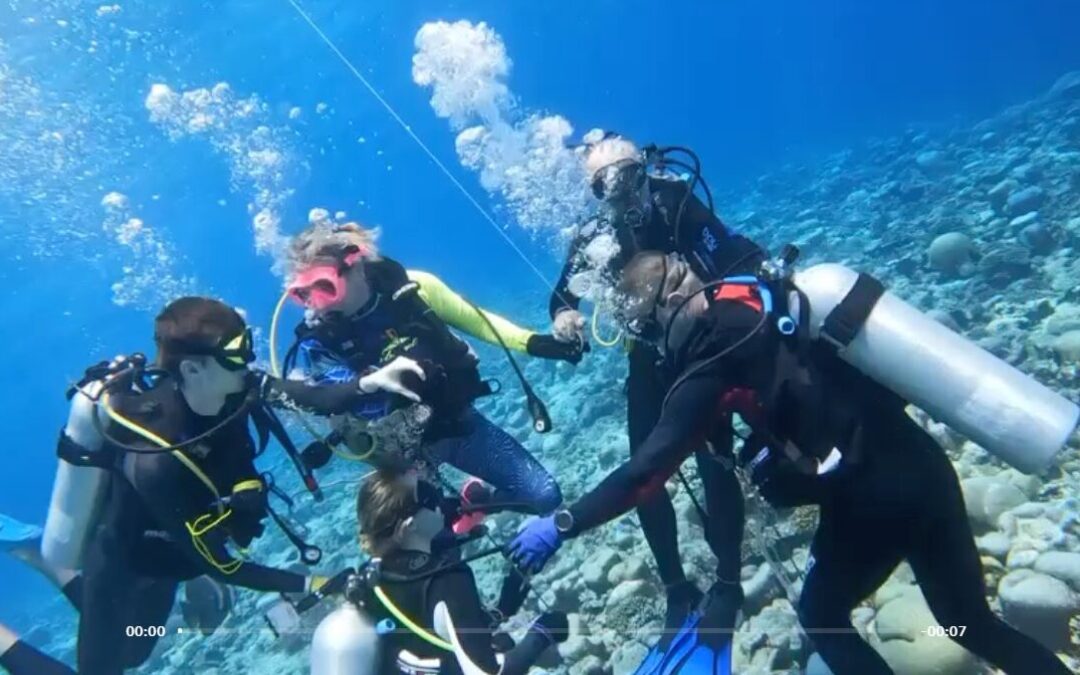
[125,626,167,638]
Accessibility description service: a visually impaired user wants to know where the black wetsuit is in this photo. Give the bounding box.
[565,293,1070,675]
[551,176,764,592]
[3,373,366,675]
[373,549,564,674]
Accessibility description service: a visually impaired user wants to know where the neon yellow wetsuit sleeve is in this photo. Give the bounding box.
[407,270,535,353]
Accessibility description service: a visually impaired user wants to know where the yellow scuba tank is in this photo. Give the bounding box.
[793,263,1079,474]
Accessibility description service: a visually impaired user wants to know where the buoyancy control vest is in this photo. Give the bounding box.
[653,179,757,279]
[108,379,271,529]
[365,550,457,669]
[55,364,324,567]
[288,257,494,432]
[682,266,896,504]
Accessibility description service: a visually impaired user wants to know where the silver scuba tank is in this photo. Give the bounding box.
[310,602,380,675]
[793,263,1079,473]
[42,379,111,569]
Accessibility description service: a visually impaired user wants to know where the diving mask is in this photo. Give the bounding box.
[171,327,256,372]
[216,328,256,371]
[287,248,364,311]
[591,158,647,202]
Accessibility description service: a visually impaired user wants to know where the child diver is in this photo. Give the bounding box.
[303,467,569,674]
[19,296,410,674]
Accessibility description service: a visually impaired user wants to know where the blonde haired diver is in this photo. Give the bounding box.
[281,221,584,620]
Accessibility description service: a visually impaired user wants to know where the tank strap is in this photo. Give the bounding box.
[56,431,116,469]
[820,273,885,350]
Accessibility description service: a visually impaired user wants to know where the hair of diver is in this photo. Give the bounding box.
[656,245,771,404]
[282,0,577,311]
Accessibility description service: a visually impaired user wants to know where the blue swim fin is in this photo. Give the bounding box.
[632,612,703,675]
[668,635,733,674]
[0,513,42,554]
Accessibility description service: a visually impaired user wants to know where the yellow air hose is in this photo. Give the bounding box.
[591,305,623,348]
[101,394,246,574]
[269,290,374,463]
[374,586,454,651]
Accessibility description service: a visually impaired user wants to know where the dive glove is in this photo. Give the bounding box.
[526,334,587,364]
[359,356,426,402]
[507,515,561,574]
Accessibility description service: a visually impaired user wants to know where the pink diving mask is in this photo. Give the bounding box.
[287,249,365,311]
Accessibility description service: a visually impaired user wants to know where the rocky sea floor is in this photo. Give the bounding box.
[14,71,1080,674]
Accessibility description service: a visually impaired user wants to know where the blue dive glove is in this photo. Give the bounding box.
[508,516,562,574]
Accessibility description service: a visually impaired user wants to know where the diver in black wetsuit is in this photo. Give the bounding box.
[546,132,765,627]
[513,251,1070,675]
[356,469,568,674]
[6,296,408,675]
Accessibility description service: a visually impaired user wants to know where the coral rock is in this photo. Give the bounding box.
[998,569,1080,651]
[927,232,976,275]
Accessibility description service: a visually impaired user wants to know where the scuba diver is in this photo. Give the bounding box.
[512,250,1078,675]
[282,222,583,623]
[24,296,402,675]
[292,468,569,674]
[547,131,766,639]
[283,221,580,509]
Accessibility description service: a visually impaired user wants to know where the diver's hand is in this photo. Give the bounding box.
[526,334,587,364]
[552,309,586,344]
[227,484,268,546]
[507,516,562,575]
[358,356,425,402]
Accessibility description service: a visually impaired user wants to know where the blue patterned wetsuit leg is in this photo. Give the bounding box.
[426,408,562,515]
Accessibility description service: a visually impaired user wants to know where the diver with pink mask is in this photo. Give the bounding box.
[281,221,583,624]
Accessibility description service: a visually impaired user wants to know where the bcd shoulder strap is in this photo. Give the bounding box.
[820,273,885,350]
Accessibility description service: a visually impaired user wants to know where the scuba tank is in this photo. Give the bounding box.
[285,538,512,675]
[310,602,381,675]
[41,354,146,569]
[42,378,110,569]
[793,263,1079,474]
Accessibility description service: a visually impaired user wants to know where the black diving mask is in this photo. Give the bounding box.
[591,158,647,202]
[174,328,256,373]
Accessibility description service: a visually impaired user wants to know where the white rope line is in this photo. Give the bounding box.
[283,0,561,296]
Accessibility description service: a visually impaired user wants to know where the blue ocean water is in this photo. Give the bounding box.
[1,0,1079,672]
